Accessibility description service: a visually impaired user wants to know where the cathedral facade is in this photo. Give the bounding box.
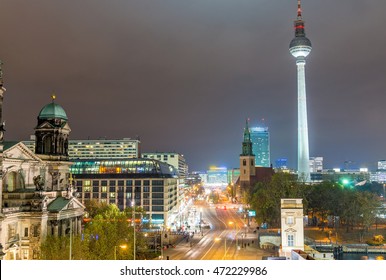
[0,63,84,260]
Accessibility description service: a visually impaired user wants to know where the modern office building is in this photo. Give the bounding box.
[309,157,323,173]
[378,160,386,170]
[23,138,141,159]
[275,158,288,169]
[70,158,179,226]
[186,172,202,186]
[141,152,188,182]
[206,166,228,186]
[250,126,270,167]
[290,0,312,181]
[370,160,386,183]
[312,168,370,185]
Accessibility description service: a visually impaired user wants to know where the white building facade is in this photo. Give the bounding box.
[24,138,141,159]
[279,198,305,259]
[142,152,188,182]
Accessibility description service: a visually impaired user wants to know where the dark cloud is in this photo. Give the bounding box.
[1,0,386,171]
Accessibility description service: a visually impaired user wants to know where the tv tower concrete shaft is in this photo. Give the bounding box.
[296,59,310,181]
[289,0,312,181]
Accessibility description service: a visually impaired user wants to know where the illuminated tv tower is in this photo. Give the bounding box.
[289,0,312,181]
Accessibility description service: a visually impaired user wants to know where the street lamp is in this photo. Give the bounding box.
[114,244,127,260]
[200,208,203,236]
[132,200,136,260]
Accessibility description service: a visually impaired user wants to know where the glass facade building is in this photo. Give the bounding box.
[250,126,270,167]
[70,158,179,226]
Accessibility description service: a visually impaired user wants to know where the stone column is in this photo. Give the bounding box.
[52,221,59,237]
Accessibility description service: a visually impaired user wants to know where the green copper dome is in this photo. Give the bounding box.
[38,102,68,120]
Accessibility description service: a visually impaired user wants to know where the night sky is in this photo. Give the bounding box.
[1,1,386,171]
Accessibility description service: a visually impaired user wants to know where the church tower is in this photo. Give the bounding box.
[34,96,71,191]
[35,95,70,160]
[239,119,256,184]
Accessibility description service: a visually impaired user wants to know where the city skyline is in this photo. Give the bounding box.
[1,1,386,171]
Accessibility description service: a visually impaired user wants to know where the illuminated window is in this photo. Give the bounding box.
[84,180,91,186]
[110,193,116,198]
[101,186,107,192]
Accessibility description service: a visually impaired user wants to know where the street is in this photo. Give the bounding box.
[163,200,274,260]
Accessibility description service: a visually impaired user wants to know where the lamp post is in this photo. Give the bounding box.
[114,244,127,260]
[383,184,386,201]
[69,219,72,260]
[132,200,136,260]
[200,208,203,236]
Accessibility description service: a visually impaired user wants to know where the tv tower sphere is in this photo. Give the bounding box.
[289,1,312,59]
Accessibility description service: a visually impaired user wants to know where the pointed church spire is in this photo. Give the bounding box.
[243,118,251,142]
[241,118,253,156]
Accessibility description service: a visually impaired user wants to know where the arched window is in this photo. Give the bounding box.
[43,135,52,154]
[243,159,246,166]
[58,137,64,154]
[6,171,18,192]
[64,139,69,155]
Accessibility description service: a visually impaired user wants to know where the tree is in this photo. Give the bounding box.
[306,181,342,230]
[249,172,304,227]
[40,203,148,260]
[356,191,381,232]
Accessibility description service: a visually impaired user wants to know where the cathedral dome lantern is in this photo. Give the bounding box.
[34,95,71,159]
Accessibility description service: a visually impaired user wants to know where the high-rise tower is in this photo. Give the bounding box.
[250,126,270,167]
[290,0,312,181]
